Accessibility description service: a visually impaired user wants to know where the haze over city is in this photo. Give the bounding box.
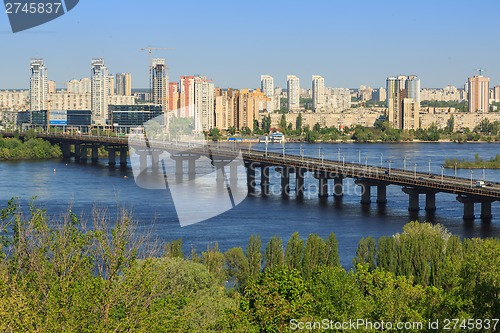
[1,0,500,89]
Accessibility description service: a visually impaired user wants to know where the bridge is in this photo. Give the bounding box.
[3,131,500,220]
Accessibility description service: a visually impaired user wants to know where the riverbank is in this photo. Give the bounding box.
[444,154,500,169]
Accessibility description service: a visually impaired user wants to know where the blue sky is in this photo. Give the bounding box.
[1,0,499,90]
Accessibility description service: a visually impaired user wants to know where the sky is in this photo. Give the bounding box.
[1,0,500,90]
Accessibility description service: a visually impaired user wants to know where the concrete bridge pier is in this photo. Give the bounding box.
[213,161,226,183]
[296,168,306,198]
[170,155,184,176]
[245,162,257,195]
[402,187,420,211]
[107,148,116,166]
[456,195,494,220]
[354,180,373,204]
[229,162,238,182]
[136,151,147,171]
[361,184,371,204]
[120,148,128,167]
[62,142,71,160]
[333,177,344,198]
[376,185,387,205]
[261,165,270,196]
[314,172,332,198]
[91,146,99,164]
[425,191,437,212]
[279,167,291,197]
[151,151,162,174]
[187,155,200,180]
[74,144,82,162]
[481,201,493,220]
[80,147,88,162]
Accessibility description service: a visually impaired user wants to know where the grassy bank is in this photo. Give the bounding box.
[444,153,500,169]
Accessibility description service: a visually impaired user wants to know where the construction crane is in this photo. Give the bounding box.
[473,68,486,76]
[140,47,174,67]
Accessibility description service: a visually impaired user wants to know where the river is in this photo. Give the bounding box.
[0,142,499,267]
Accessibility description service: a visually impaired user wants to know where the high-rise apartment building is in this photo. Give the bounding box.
[90,58,109,125]
[287,75,300,112]
[116,73,132,96]
[261,75,277,111]
[179,76,195,118]
[494,86,500,103]
[312,75,325,112]
[468,75,490,112]
[214,88,235,130]
[214,88,268,131]
[29,59,48,111]
[67,78,91,94]
[48,80,57,94]
[386,75,420,130]
[107,75,115,96]
[168,82,179,112]
[150,58,168,112]
[193,76,214,132]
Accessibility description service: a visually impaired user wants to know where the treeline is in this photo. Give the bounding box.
[0,201,498,332]
[0,130,61,160]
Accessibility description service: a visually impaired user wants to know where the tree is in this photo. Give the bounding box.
[262,115,271,134]
[241,126,252,136]
[253,119,262,135]
[460,238,500,318]
[202,243,226,284]
[325,232,340,267]
[353,237,376,270]
[227,126,237,136]
[313,122,321,133]
[285,232,303,271]
[209,127,221,141]
[164,239,184,259]
[279,114,287,133]
[308,266,370,321]
[264,236,284,270]
[296,112,303,133]
[225,247,249,288]
[446,115,455,134]
[243,266,312,333]
[246,235,262,278]
[302,234,326,279]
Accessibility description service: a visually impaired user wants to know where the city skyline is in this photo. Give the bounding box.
[1,1,500,89]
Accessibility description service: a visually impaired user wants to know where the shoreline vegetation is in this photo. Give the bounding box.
[1,119,499,162]
[444,154,500,169]
[0,131,61,160]
[216,118,500,144]
[0,200,498,332]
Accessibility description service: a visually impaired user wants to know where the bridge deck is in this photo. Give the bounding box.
[3,132,500,201]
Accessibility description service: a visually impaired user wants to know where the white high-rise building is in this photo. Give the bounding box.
[29,59,48,111]
[287,75,300,112]
[194,76,214,132]
[151,58,168,112]
[261,75,277,111]
[312,75,325,112]
[90,58,109,125]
